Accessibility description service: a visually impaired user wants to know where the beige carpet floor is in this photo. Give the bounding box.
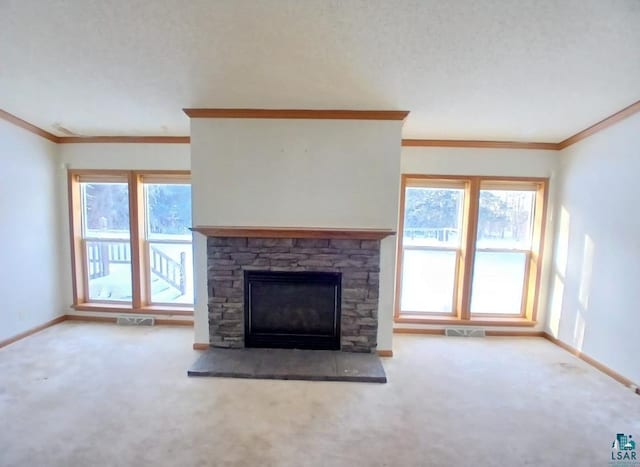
[1,321,638,467]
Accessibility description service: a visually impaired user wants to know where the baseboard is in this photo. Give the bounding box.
[66,314,193,326]
[66,315,117,323]
[485,330,545,337]
[394,328,445,335]
[0,315,67,349]
[543,332,638,390]
[377,349,393,357]
[155,318,193,326]
[193,343,210,350]
[393,327,544,337]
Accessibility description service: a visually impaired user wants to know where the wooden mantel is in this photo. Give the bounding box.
[190,226,396,240]
[182,108,410,120]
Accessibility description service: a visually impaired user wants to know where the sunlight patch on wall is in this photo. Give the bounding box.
[572,309,586,352]
[547,274,565,337]
[578,234,595,311]
[554,206,571,278]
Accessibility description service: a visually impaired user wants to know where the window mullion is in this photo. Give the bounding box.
[525,183,548,321]
[458,178,480,320]
[129,172,146,310]
[68,173,85,305]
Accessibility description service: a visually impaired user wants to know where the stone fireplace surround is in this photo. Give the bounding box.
[199,228,393,353]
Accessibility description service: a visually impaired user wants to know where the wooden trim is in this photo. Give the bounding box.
[377,350,393,357]
[0,108,59,143]
[0,315,67,349]
[183,108,410,120]
[527,181,549,322]
[155,319,193,326]
[67,170,194,310]
[459,178,479,319]
[543,333,638,389]
[71,304,194,316]
[70,169,131,179]
[4,101,639,149]
[130,173,144,309]
[402,139,559,150]
[403,100,640,150]
[395,175,548,324]
[191,226,395,240]
[137,305,194,314]
[393,327,543,336]
[402,174,549,183]
[394,328,445,335]
[395,317,537,327]
[139,172,191,184]
[66,314,192,326]
[68,171,83,305]
[66,315,118,323]
[394,176,409,320]
[558,100,640,149]
[484,330,545,337]
[519,251,532,317]
[0,108,190,145]
[71,304,131,312]
[58,136,190,144]
[132,170,192,176]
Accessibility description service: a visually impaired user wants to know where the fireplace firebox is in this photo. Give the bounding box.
[244,270,341,350]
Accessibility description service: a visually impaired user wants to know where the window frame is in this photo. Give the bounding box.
[399,179,468,316]
[68,170,193,314]
[141,175,193,307]
[394,174,548,325]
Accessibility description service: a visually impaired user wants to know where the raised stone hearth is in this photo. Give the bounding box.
[207,236,381,352]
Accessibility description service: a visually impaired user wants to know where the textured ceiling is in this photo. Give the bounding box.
[1,0,639,140]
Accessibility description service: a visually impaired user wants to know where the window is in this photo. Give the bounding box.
[81,178,132,302]
[396,176,547,324]
[68,171,193,312]
[143,179,193,305]
[400,183,464,314]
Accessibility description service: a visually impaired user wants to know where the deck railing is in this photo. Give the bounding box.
[149,244,187,295]
[86,239,186,295]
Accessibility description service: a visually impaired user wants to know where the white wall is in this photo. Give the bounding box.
[399,146,559,331]
[190,118,404,350]
[0,121,61,342]
[548,112,640,384]
[58,143,190,321]
[59,143,191,171]
[402,146,558,177]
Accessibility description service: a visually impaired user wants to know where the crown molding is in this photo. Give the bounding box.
[2,100,639,148]
[58,136,190,144]
[401,139,559,150]
[0,109,59,143]
[183,108,410,120]
[557,99,640,149]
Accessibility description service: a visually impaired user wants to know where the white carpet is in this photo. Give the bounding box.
[1,322,638,466]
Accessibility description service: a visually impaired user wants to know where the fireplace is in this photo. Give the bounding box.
[244,270,341,350]
[202,229,393,353]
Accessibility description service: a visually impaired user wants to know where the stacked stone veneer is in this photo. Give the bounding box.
[207,237,381,352]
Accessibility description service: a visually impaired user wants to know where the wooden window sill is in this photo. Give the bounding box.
[395,315,537,327]
[72,303,194,316]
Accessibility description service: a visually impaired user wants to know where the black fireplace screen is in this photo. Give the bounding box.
[244,270,341,350]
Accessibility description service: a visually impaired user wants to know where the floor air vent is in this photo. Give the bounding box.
[444,328,485,337]
[117,316,155,326]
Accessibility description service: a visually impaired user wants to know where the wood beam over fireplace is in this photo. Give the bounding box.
[190,226,396,240]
